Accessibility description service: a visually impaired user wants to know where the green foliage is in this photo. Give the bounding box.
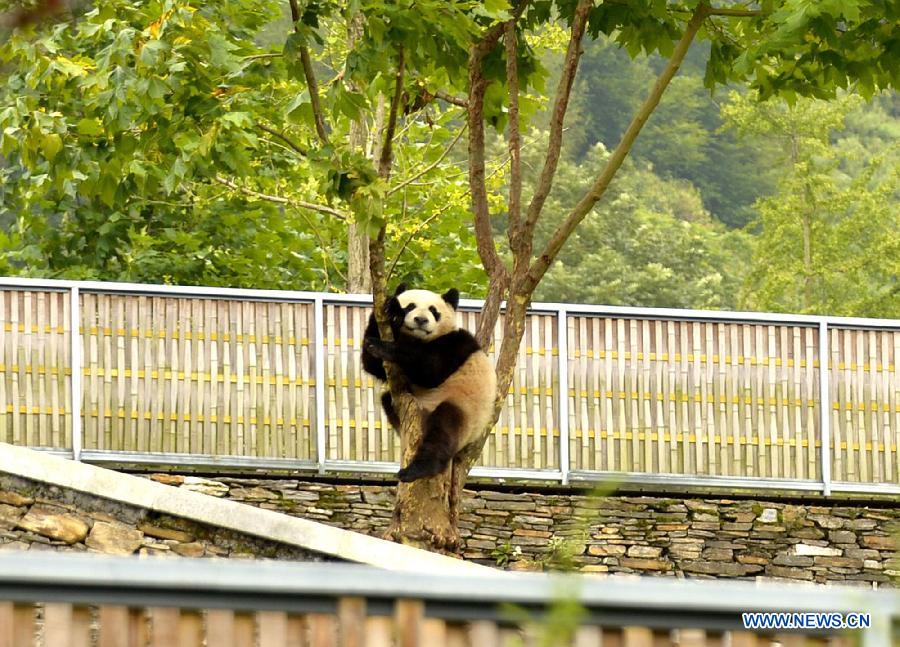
[570,38,780,229]
[491,540,520,567]
[723,91,900,317]
[0,0,340,287]
[502,584,587,647]
[524,137,751,309]
[539,533,587,572]
[0,0,486,293]
[0,0,897,313]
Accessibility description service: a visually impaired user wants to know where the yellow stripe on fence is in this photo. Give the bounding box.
[84,327,312,345]
[86,409,312,427]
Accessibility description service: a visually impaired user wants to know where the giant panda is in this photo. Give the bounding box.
[361,284,497,482]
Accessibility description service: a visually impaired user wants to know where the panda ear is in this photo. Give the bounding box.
[393,283,408,296]
[441,288,460,310]
[385,296,402,316]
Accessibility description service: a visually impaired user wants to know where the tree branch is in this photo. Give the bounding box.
[387,124,466,197]
[213,176,346,219]
[468,1,532,345]
[520,0,591,250]
[466,4,533,287]
[434,90,468,108]
[257,123,307,156]
[242,53,283,63]
[706,7,763,17]
[528,3,710,291]
[504,19,523,251]
[378,47,406,178]
[288,0,329,145]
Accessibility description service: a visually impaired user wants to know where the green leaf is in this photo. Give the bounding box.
[76,118,104,137]
[41,133,63,161]
[483,0,511,15]
[99,173,118,207]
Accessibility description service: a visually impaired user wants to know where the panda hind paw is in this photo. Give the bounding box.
[396,460,442,483]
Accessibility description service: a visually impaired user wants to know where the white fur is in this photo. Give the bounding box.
[397,289,496,448]
[395,289,458,340]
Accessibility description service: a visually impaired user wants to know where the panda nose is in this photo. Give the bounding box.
[414,316,429,326]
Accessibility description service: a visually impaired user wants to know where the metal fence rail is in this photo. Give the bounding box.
[1,277,899,496]
[0,553,897,647]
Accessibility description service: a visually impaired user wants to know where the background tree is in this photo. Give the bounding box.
[722,91,899,316]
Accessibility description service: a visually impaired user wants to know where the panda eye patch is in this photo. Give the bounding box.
[429,306,441,321]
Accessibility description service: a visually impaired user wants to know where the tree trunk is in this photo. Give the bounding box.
[346,12,371,294]
[385,410,462,551]
[380,3,709,555]
[362,48,463,552]
[347,223,371,293]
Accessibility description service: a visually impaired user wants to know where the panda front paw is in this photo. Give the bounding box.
[364,336,396,361]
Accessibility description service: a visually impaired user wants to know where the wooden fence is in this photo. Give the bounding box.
[0,603,861,647]
[2,554,896,647]
[1,278,898,495]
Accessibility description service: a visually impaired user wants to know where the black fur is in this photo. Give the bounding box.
[396,402,463,482]
[360,285,482,483]
[363,331,479,389]
[381,391,400,430]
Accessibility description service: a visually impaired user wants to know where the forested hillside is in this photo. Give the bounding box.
[1,1,897,317]
[529,38,899,315]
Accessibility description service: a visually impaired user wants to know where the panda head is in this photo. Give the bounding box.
[387,284,459,341]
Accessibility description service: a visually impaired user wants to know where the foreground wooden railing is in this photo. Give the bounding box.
[1,277,899,496]
[1,553,897,647]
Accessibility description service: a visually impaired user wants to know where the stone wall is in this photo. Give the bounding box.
[3,469,895,587]
[0,474,325,562]
[153,475,899,587]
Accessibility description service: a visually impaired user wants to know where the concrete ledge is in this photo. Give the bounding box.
[0,443,491,575]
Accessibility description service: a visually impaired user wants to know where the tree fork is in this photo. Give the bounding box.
[463,4,709,519]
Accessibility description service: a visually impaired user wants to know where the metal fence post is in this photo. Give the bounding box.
[818,321,831,496]
[69,286,82,461]
[557,308,570,485]
[314,297,326,474]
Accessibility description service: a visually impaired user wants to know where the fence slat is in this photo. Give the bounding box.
[574,626,603,647]
[728,632,757,647]
[307,613,336,647]
[287,615,307,647]
[623,627,653,647]
[423,619,448,647]
[43,603,73,647]
[12,604,34,647]
[149,607,179,647]
[178,610,204,647]
[337,597,365,647]
[205,609,235,647]
[364,617,393,647]
[259,611,288,647]
[396,599,424,647]
[469,621,499,647]
[0,602,12,647]
[234,613,255,647]
[98,606,130,647]
[677,629,706,647]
